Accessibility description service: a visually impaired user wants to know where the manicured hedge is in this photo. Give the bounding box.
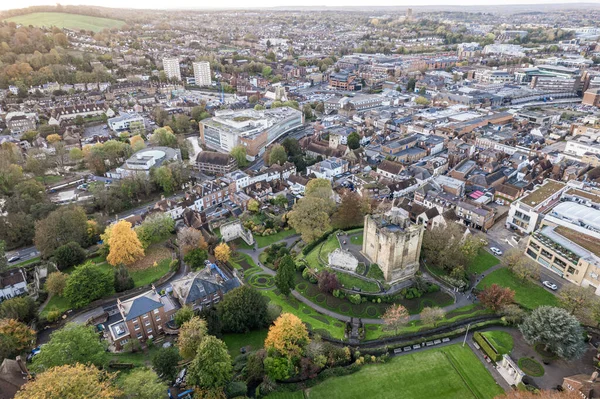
[473,331,501,362]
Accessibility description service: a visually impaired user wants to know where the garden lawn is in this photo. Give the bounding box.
[482,331,513,355]
[110,346,160,368]
[266,393,305,399]
[478,267,559,310]
[223,329,268,356]
[350,233,363,246]
[467,250,500,274]
[336,272,379,293]
[255,229,297,248]
[304,344,504,399]
[130,258,171,287]
[40,294,71,318]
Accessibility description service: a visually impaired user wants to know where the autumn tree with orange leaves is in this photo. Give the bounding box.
[265,313,310,359]
[106,220,144,266]
[214,243,231,264]
[478,284,515,312]
[15,363,121,399]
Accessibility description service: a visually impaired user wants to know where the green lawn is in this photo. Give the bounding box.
[266,392,305,399]
[336,272,380,293]
[482,331,514,355]
[303,234,340,270]
[255,229,297,248]
[303,345,504,399]
[40,294,71,317]
[110,346,160,367]
[467,250,500,274]
[223,329,268,356]
[479,267,559,310]
[5,12,126,32]
[130,258,171,287]
[35,175,63,185]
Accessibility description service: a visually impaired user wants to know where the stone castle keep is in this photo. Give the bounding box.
[362,207,424,283]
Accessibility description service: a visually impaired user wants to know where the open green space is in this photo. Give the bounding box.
[467,250,500,274]
[295,275,453,319]
[255,229,297,248]
[266,393,305,399]
[350,233,363,246]
[35,175,63,185]
[335,271,380,293]
[5,12,126,32]
[481,331,513,355]
[302,234,340,270]
[110,346,160,368]
[479,267,559,310]
[40,294,71,318]
[363,304,492,341]
[130,257,171,287]
[223,329,268,356]
[302,345,504,399]
[232,237,253,250]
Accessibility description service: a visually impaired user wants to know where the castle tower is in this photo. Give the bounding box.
[362,207,424,282]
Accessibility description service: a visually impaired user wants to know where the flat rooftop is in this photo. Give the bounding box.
[519,180,566,208]
[554,225,600,258]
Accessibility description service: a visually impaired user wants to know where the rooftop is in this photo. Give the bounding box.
[519,180,566,208]
[555,225,600,257]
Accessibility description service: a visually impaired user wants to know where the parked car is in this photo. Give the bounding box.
[543,281,558,291]
[490,247,503,256]
[7,256,20,263]
[495,199,505,205]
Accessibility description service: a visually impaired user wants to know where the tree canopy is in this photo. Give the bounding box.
[34,206,88,258]
[218,286,270,333]
[107,220,144,266]
[63,261,114,308]
[187,336,233,391]
[265,313,310,359]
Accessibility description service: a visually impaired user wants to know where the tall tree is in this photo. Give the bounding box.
[63,261,114,308]
[107,220,144,266]
[0,319,35,361]
[53,241,86,271]
[520,306,586,360]
[119,368,168,399]
[177,227,207,254]
[268,144,287,166]
[184,248,208,270]
[0,240,7,272]
[152,346,181,381]
[382,304,410,335]
[420,307,445,327]
[347,132,360,150]
[177,317,208,360]
[152,165,175,194]
[275,254,295,296]
[558,285,599,325]
[0,297,36,323]
[15,364,121,399]
[502,247,540,281]
[45,272,67,296]
[288,196,331,243]
[218,286,269,333]
[230,146,248,167]
[134,213,175,249]
[331,190,369,229]
[113,265,135,292]
[32,323,108,371]
[34,206,88,258]
[214,243,231,264]
[478,284,515,312]
[317,270,339,294]
[265,313,310,359]
[187,336,232,391]
[150,127,177,147]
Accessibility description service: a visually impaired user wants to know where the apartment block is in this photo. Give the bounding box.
[193,61,212,86]
[162,57,181,81]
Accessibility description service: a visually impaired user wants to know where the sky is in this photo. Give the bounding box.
[0,0,596,10]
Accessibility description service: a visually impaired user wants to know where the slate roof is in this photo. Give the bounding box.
[122,294,163,321]
[171,269,241,305]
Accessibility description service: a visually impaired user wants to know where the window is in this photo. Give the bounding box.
[136,332,142,339]
[147,329,153,334]
[143,314,148,319]
[153,309,160,314]
[156,316,161,322]
[145,321,151,327]
[134,324,140,331]
[121,339,129,345]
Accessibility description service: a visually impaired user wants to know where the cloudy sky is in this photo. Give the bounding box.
[0,0,593,10]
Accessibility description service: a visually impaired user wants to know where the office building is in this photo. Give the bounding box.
[162,57,181,81]
[193,61,212,86]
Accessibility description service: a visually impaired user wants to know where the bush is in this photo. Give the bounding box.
[355,264,366,275]
[169,259,179,272]
[226,381,247,398]
[46,309,62,323]
[348,294,361,305]
[427,283,440,293]
[473,332,501,362]
[53,241,87,271]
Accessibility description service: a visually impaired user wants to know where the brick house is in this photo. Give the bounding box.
[108,290,178,350]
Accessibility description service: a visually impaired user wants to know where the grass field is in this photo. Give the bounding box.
[482,331,514,354]
[467,250,500,274]
[255,229,297,248]
[267,393,305,399]
[479,268,559,310]
[5,12,125,32]
[301,345,504,399]
[223,329,268,356]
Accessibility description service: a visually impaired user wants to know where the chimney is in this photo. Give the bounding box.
[16,356,28,375]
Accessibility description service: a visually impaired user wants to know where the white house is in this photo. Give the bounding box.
[0,269,28,302]
[306,157,349,181]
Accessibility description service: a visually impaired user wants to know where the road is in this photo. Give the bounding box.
[5,247,40,265]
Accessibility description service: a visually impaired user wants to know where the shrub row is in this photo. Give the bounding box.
[473,331,501,362]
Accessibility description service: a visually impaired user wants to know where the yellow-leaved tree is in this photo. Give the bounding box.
[106,220,144,266]
[264,313,309,359]
[214,243,231,264]
[15,363,121,399]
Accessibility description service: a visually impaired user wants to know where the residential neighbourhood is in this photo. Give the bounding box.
[3,3,600,399]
